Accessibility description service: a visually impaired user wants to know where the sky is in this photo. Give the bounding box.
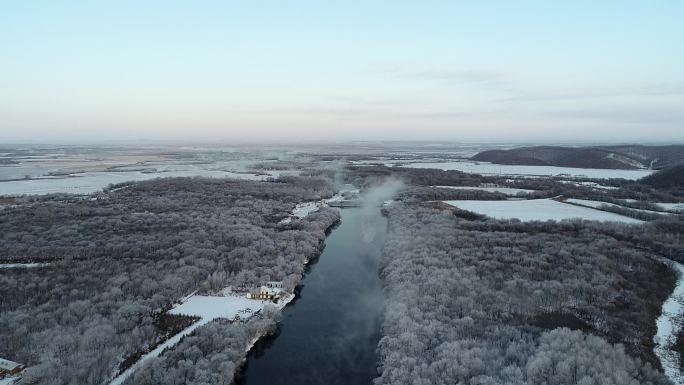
[1,1,683,143]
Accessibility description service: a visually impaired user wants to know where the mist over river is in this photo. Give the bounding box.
[236,207,387,385]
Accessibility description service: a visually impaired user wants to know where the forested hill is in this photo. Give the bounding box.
[641,164,684,188]
[471,145,684,170]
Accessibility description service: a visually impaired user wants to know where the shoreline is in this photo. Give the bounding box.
[654,258,684,385]
[232,212,342,384]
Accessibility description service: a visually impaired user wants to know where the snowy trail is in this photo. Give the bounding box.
[108,318,210,385]
[107,292,296,385]
[654,260,684,385]
[0,263,50,269]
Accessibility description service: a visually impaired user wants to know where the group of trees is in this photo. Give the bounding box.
[3,157,682,385]
[396,186,532,202]
[347,164,683,204]
[347,162,684,384]
[641,165,684,189]
[375,203,677,385]
[0,176,339,385]
[125,307,282,385]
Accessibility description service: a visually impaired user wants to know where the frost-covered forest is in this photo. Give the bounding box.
[0,176,339,385]
[375,203,678,385]
[1,152,683,385]
[125,308,282,385]
[333,162,684,385]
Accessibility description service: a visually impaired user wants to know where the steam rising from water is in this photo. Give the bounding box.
[361,179,404,243]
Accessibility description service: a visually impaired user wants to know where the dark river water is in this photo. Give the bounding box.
[236,208,386,385]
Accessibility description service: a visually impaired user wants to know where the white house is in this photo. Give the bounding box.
[247,281,284,301]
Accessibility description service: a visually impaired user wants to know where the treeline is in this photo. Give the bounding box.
[346,164,684,204]
[346,165,483,188]
[0,176,340,385]
[641,165,684,189]
[375,203,676,385]
[396,186,510,202]
[396,186,552,202]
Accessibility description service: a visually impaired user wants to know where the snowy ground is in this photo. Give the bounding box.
[432,186,535,195]
[109,292,294,385]
[169,295,267,321]
[292,201,324,219]
[565,198,670,216]
[0,263,50,269]
[443,199,642,223]
[403,161,654,180]
[280,185,360,224]
[622,200,684,213]
[654,260,684,385]
[558,180,619,190]
[0,377,20,385]
[0,169,298,196]
[280,200,326,224]
[0,161,299,196]
[657,203,684,213]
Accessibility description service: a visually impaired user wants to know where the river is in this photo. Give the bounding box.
[236,207,386,385]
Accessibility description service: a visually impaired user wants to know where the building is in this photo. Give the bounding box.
[247,281,284,301]
[0,358,24,378]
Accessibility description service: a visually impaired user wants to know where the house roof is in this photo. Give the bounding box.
[0,358,22,370]
[260,286,281,295]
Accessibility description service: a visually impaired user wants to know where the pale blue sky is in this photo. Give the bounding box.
[1,1,683,142]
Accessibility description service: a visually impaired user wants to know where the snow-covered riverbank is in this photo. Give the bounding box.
[279,185,358,224]
[654,260,684,385]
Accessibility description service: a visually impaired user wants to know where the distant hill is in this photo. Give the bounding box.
[640,164,684,188]
[471,145,684,170]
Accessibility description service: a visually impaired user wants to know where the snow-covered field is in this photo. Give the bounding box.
[169,295,267,321]
[0,377,20,385]
[0,263,50,269]
[654,260,684,385]
[564,198,618,209]
[622,200,684,213]
[280,185,360,224]
[292,201,324,219]
[404,161,654,180]
[280,199,329,224]
[565,198,669,216]
[443,199,642,223]
[433,186,535,195]
[658,203,684,213]
[559,180,619,190]
[0,169,297,196]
